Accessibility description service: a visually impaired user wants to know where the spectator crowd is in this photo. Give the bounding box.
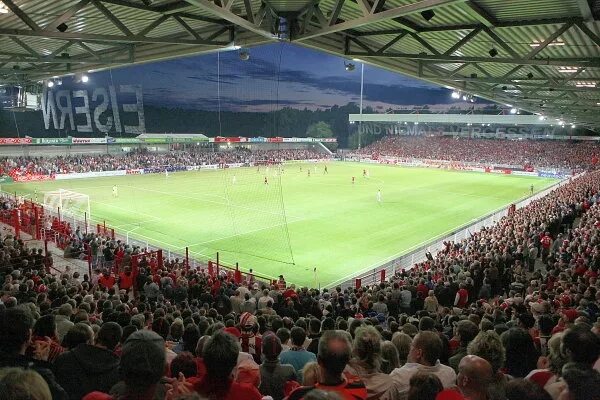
[1,148,328,179]
[355,136,600,171]
[0,148,600,400]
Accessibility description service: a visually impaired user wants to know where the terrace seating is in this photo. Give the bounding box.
[0,150,600,400]
[355,136,600,171]
[1,148,328,178]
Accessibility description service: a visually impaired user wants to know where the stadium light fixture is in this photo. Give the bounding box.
[47,81,54,88]
[539,115,545,121]
[571,124,576,128]
[451,91,460,99]
[575,81,596,88]
[558,67,578,73]
[81,74,89,83]
[489,48,498,58]
[462,95,468,101]
[0,2,8,13]
[510,108,518,114]
[529,39,564,47]
[239,49,250,61]
[344,61,355,71]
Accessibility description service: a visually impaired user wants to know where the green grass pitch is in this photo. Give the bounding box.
[3,162,558,287]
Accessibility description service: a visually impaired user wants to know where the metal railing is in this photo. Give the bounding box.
[328,176,572,290]
[2,168,573,290]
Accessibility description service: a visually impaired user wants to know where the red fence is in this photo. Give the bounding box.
[97,223,115,239]
[0,199,46,240]
[205,252,277,287]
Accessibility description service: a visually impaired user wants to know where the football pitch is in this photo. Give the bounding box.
[3,162,558,287]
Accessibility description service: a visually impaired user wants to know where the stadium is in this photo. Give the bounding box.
[1,1,600,400]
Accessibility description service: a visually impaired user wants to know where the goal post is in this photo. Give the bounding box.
[43,189,91,231]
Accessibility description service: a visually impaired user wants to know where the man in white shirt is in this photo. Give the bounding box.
[257,289,274,310]
[390,331,456,398]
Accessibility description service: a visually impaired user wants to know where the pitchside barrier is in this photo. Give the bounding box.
[329,175,575,290]
[0,163,574,291]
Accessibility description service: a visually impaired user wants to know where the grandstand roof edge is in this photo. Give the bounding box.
[349,114,551,125]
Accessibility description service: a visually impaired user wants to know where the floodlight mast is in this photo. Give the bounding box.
[359,62,364,150]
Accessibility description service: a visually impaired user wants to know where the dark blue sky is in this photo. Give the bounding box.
[25,43,487,112]
[81,42,473,112]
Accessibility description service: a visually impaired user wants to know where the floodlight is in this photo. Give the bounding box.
[239,49,250,60]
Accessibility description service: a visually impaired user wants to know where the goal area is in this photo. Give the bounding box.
[43,189,91,225]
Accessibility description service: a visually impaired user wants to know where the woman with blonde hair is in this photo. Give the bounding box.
[391,332,412,367]
[380,341,400,374]
[0,367,52,400]
[302,361,320,386]
[424,290,439,314]
[346,326,402,399]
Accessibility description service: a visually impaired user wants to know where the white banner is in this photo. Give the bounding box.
[511,170,539,177]
[71,137,108,144]
[54,170,126,180]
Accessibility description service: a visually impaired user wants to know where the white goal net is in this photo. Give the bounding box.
[43,189,91,227]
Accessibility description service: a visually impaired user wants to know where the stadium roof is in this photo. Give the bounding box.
[1,0,600,129]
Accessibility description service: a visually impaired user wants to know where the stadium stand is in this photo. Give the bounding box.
[0,148,327,179]
[1,146,600,400]
[354,136,600,171]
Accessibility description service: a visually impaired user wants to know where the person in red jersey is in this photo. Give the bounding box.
[118,267,134,293]
[192,331,262,400]
[287,330,367,400]
[540,232,552,264]
[97,269,115,290]
[454,283,469,308]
